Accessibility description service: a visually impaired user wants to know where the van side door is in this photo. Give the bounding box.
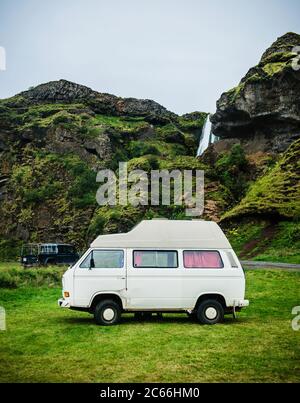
[73,249,126,307]
[126,249,182,310]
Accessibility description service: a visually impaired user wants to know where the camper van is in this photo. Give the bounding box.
[58,220,249,325]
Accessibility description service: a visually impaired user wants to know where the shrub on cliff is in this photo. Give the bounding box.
[215,144,250,203]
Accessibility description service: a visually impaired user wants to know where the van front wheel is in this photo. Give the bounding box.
[94,300,121,326]
[197,300,224,325]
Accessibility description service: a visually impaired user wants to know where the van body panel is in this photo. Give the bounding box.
[126,270,183,309]
[59,221,249,318]
[73,248,126,307]
[68,248,246,310]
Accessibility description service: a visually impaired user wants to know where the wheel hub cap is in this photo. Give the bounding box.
[103,308,115,321]
[205,307,217,320]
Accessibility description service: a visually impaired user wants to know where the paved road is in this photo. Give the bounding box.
[241,260,300,272]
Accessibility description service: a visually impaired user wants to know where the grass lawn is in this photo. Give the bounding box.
[0,267,299,383]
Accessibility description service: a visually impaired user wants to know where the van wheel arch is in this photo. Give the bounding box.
[90,294,123,313]
[195,294,226,311]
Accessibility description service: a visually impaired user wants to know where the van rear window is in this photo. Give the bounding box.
[183,251,223,269]
[133,251,178,268]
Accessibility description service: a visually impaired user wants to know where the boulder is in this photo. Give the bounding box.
[211,32,300,153]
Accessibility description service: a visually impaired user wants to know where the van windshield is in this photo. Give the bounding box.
[80,250,124,269]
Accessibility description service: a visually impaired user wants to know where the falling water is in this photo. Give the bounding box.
[197,114,219,157]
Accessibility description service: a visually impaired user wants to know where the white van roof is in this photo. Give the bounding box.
[90,220,232,249]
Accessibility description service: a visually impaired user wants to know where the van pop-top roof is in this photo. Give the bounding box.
[91,220,232,249]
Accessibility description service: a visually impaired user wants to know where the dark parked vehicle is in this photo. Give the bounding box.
[21,243,79,267]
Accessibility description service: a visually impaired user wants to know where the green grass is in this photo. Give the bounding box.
[226,220,300,264]
[90,114,149,133]
[0,268,299,383]
[0,262,66,288]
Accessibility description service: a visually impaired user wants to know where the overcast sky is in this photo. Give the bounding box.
[0,0,299,114]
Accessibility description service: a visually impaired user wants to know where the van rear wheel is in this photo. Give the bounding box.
[196,300,224,325]
[94,300,121,326]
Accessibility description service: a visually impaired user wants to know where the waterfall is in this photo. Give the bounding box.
[197,114,219,157]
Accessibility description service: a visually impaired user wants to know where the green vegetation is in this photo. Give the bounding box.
[222,139,300,220]
[0,268,299,382]
[127,139,189,159]
[10,151,98,210]
[262,62,288,77]
[127,141,161,158]
[221,140,300,263]
[226,83,245,103]
[214,144,250,204]
[262,51,297,65]
[0,240,23,261]
[1,80,299,267]
[226,219,300,264]
[0,95,208,256]
[17,103,87,131]
[224,50,296,104]
[0,262,65,288]
[90,115,149,134]
[177,112,207,131]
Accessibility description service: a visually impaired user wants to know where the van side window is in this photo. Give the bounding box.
[80,250,124,269]
[183,251,223,269]
[133,251,178,268]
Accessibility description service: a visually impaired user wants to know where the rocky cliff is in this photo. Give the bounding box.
[0,81,208,257]
[18,80,177,124]
[0,33,299,263]
[211,32,300,153]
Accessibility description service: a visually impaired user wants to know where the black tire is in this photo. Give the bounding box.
[196,299,224,325]
[94,300,121,326]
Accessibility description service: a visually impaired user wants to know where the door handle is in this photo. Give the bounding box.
[118,277,126,280]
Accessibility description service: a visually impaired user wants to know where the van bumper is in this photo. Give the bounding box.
[234,299,249,308]
[58,298,70,308]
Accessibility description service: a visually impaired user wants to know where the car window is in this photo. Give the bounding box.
[40,245,57,254]
[183,251,223,269]
[80,250,124,269]
[133,251,178,268]
[58,245,75,254]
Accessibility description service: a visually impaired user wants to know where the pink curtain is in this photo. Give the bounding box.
[184,251,222,268]
[134,252,142,267]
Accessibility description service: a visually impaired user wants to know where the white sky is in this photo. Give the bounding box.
[0,0,299,114]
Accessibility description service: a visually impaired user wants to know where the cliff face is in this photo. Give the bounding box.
[211,32,300,153]
[0,33,299,263]
[0,81,208,257]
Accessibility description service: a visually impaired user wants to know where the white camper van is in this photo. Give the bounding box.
[58,220,249,325]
